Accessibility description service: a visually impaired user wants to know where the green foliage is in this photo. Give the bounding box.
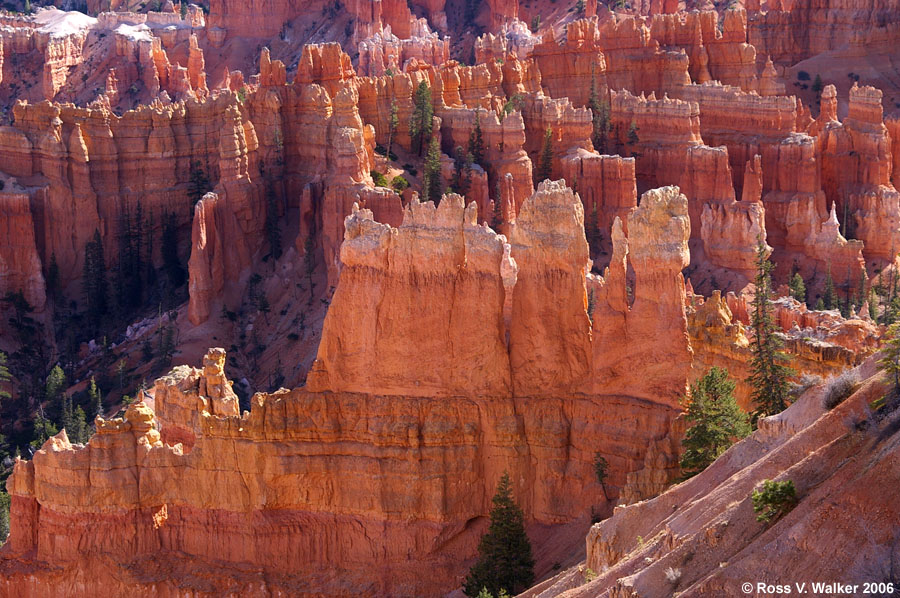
[188,160,210,207]
[627,121,640,156]
[162,212,186,289]
[452,146,474,196]
[409,81,433,156]
[82,229,110,326]
[115,203,146,311]
[237,86,247,103]
[45,365,66,407]
[747,239,793,424]
[588,65,611,153]
[530,15,540,33]
[0,352,10,405]
[812,74,824,100]
[501,94,524,118]
[575,0,585,12]
[463,472,535,597]
[680,367,750,478]
[491,178,505,231]
[593,452,608,499]
[423,135,444,204]
[878,322,900,391]
[752,479,797,523]
[46,253,62,303]
[391,175,410,193]
[468,113,486,168]
[535,126,554,184]
[265,187,283,261]
[304,229,317,303]
[0,490,9,544]
[788,272,806,304]
[371,170,389,187]
[30,413,58,450]
[586,202,601,257]
[180,0,187,18]
[88,376,102,421]
[823,266,837,310]
[387,99,399,158]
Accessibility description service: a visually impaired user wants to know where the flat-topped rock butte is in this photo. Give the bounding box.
[0,0,898,597]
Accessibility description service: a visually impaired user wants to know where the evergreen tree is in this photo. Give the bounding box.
[878,322,900,391]
[88,376,102,421]
[593,453,609,500]
[586,202,601,257]
[747,239,794,424]
[409,81,433,156]
[452,146,474,196]
[46,253,62,303]
[588,65,611,154]
[627,121,641,157]
[680,367,750,478]
[162,212,186,288]
[491,179,505,232]
[45,365,66,408]
[823,266,837,310]
[304,229,317,303]
[788,272,806,304]
[71,405,88,444]
[535,126,554,184]
[468,112,486,168]
[463,472,535,597]
[82,229,110,325]
[0,351,10,408]
[1,490,9,544]
[30,413,58,449]
[188,160,210,206]
[387,98,399,159]
[869,285,879,324]
[423,135,444,204]
[265,186,283,260]
[115,204,145,310]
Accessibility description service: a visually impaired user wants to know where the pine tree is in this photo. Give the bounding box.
[788,272,806,304]
[45,365,66,408]
[30,413,58,449]
[869,285,879,324]
[71,405,88,444]
[304,229,317,303]
[468,112,486,168]
[188,160,210,206]
[535,126,554,184]
[593,453,609,500]
[680,367,750,478]
[409,80,433,156]
[823,266,837,310]
[491,179,505,231]
[878,322,900,392]
[0,351,10,408]
[82,230,109,325]
[88,376,102,421]
[588,65,610,154]
[747,239,794,424]
[463,472,535,597]
[46,253,62,303]
[0,490,10,543]
[627,121,641,157]
[423,135,444,204]
[265,185,283,260]
[387,98,399,159]
[162,212,186,288]
[586,202,601,257]
[452,146,474,196]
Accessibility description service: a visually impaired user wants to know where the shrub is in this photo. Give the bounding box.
[374,144,387,156]
[664,567,682,584]
[391,175,410,192]
[371,170,389,187]
[822,369,860,409]
[752,479,797,523]
[797,70,811,81]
